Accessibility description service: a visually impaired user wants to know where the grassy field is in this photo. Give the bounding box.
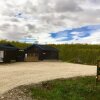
[30,76,100,100]
[52,44,100,65]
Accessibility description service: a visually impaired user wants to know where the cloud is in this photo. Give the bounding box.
[69,30,100,44]
[0,0,100,44]
[54,0,82,12]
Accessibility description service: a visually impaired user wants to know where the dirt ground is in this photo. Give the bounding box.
[0,61,96,95]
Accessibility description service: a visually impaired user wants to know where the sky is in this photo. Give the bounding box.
[0,0,100,44]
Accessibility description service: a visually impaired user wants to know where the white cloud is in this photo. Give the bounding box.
[64,30,100,44]
[0,0,100,44]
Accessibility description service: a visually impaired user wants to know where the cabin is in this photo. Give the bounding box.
[0,43,59,63]
[24,44,59,62]
[0,44,19,63]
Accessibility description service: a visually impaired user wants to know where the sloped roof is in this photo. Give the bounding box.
[25,44,58,51]
[0,43,19,50]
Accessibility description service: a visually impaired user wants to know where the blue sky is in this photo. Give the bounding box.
[50,24,100,43]
[0,0,100,44]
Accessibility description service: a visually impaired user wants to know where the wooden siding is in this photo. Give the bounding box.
[25,47,39,62]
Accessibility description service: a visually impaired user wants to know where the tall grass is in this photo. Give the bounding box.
[51,44,100,65]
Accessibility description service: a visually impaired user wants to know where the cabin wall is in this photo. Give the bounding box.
[3,50,18,63]
[25,47,39,62]
[38,50,59,60]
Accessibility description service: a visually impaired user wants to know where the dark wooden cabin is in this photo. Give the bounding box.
[0,44,18,63]
[24,44,59,62]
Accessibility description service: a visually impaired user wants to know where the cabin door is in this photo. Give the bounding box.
[0,51,4,62]
[25,53,38,62]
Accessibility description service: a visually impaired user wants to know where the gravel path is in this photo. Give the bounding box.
[0,62,96,95]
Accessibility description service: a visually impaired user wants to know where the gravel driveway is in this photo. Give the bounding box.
[0,62,96,95]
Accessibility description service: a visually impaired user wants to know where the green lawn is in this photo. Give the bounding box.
[30,76,100,100]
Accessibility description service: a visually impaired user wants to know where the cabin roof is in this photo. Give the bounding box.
[0,43,19,50]
[25,44,58,51]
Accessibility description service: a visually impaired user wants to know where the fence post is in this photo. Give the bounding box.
[96,60,100,85]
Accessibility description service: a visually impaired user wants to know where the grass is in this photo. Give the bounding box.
[51,44,100,65]
[30,76,100,100]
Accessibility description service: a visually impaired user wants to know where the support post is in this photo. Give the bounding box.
[96,60,100,85]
